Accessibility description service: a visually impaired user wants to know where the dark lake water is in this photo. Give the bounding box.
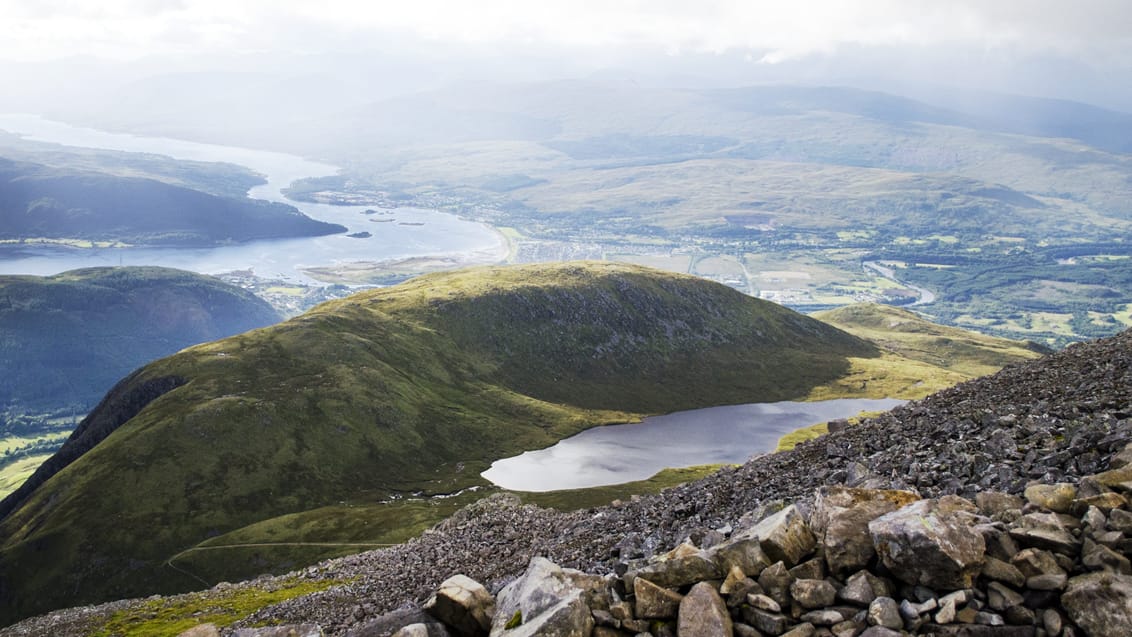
[481,398,904,491]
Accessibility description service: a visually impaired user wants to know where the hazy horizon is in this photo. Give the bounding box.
[1,0,1131,128]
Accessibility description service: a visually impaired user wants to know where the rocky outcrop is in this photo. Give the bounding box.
[380,449,1132,637]
[423,575,494,637]
[868,496,986,590]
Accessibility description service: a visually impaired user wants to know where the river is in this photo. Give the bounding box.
[0,114,505,283]
[481,398,904,491]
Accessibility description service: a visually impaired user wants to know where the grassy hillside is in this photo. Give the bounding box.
[0,262,875,623]
[0,157,344,246]
[0,266,282,415]
[773,303,1046,449]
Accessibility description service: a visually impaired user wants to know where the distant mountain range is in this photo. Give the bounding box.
[0,262,1042,624]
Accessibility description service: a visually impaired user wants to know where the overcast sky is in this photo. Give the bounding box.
[2,1,1132,109]
[2,0,1129,62]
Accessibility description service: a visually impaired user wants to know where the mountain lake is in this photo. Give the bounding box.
[482,398,905,491]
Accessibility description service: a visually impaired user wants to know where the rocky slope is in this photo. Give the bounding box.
[4,322,1128,636]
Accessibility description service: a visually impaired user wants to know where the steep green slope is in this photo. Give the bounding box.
[0,157,344,246]
[0,267,282,415]
[0,262,874,623]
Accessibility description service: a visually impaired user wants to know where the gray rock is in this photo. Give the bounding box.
[1062,572,1132,637]
[986,581,1024,612]
[758,561,793,607]
[867,597,902,630]
[1081,539,1132,574]
[1073,492,1128,514]
[1009,512,1080,556]
[1024,483,1077,514]
[838,571,880,606]
[978,524,1021,562]
[1109,508,1132,534]
[733,624,763,637]
[677,582,732,637]
[799,609,844,626]
[780,623,816,637]
[490,557,595,637]
[787,558,825,581]
[392,626,433,637]
[790,579,837,609]
[858,628,902,637]
[632,577,682,619]
[747,593,781,613]
[719,565,750,595]
[741,606,792,635]
[425,575,495,637]
[868,496,986,590]
[975,491,1025,516]
[1082,505,1107,532]
[1087,465,1132,493]
[736,505,816,567]
[233,627,324,637]
[634,549,722,589]
[981,556,1026,588]
[1109,442,1132,469]
[179,626,221,637]
[810,486,920,576]
[1003,604,1035,626]
[1010,548,1064,578]
[1025,572,1068,591]
[974,611,1005,626]
[1041,609,1063,636]
[783,624,819,637]
[346,608,448,637]
[934,597,957,624]
[711,534,772,578]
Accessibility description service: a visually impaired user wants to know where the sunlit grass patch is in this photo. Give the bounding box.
[93,578,342,637]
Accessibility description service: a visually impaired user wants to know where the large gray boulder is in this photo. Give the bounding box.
[677,582,733,637]
[810,486,920,576]
[490,557,602,637]
[868,496,986,590]
[633,577,683,619]
[1061,572,1132,637]
[425,575,496,637]
[730,505,815,567]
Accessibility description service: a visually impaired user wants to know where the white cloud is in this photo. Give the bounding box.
[1,0,1129,64]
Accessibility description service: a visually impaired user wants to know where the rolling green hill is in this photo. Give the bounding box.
[0,157,344,246]
[0,262,877,623]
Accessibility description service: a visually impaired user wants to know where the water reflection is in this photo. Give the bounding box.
[482,398,904,491]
